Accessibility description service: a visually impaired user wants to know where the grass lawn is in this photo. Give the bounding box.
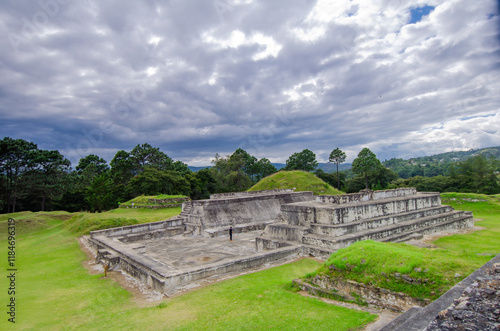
[0,211,375,330]
[120,194,188,207]
[436,193,500,255]
[308,192,500,300]
[3,191,495,329]
[65,207,182,235]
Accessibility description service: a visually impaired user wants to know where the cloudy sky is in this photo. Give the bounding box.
[1,0,499,166]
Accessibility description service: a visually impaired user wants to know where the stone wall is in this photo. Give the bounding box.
[147,197,190,204]
[315,188,417,204]
[90,218,184,238]
[119,203,183,209]
[295,275,428,312]
[281,192,441,226]
[210,189,293,199]
[186,191,315,229]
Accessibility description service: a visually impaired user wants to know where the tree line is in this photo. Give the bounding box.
[1,137,499,214]
[0,138,280,213]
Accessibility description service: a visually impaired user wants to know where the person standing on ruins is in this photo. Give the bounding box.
[229,226,233,241]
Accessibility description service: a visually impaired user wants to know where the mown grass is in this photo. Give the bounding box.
[0,215,375,330]
[437,193,500,255]
[249,170,344,195]
[5,191,495,329]
[318,240,486,300]
[308,192,500,300]
[65,207,182,234]
[120,194,187,206]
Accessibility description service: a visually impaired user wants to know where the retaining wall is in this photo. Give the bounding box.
[210,189,293,199]
[315,188,417,204]
[90,218,184,238]
[294,276,428,312]
[187,191,315,228]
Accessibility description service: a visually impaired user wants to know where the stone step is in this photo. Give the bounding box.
[255,235,335,259]
[309,205,453,237]
[119,226,185,242]
[255,235,296,251]
[97,249,110,256]
[301,243,336,259]
[379,213,473,244]
[302,210,470,250]
[282,193,443,226]
[263,223,310,242]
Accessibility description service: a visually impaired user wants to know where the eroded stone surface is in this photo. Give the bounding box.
[425,263,500,331]
[137,231,259,270]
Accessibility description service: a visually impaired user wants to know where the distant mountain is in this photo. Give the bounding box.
[188,166,211,172]
[382,146,500,178]
[271,163,352,173]
[271,163,286,170]
[187,146,499,174]
[390,146,500,164]
[317,163,352,173]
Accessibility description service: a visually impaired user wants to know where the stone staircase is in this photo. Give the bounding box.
[256,191,473,258]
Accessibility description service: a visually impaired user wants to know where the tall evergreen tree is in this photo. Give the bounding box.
[329,147,346,190]
[30,149,70,211]
[351,148,382,190]
[0,137,38,212]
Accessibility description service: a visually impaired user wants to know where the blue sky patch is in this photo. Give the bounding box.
[409,5,435,24]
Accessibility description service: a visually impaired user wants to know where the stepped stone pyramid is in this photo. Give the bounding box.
[89,188,473,295]
[256,188,474,258]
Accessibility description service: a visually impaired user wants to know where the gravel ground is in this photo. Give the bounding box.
[425,263,500,331]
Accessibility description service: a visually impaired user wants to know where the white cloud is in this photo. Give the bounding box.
[0,0,498,166]
[202,30,282,61]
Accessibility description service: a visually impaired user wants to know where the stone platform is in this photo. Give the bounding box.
[257,189,473,258]
[89,188,473,296]
[90,230,301,296]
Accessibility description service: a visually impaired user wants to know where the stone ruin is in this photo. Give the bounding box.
[88,188,473,296]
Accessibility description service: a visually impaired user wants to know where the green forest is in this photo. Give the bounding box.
[1,137,499,214]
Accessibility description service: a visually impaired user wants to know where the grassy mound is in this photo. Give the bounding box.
[120,194,188,207]
[313,240,482,300]
[304,192,500,301]
[249,170,344,195]
[65,207,182,234]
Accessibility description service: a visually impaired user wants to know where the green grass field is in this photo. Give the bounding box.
[1,192,498,330]
[0,208,375,330]
[120,194,188,206]
[65,207,183,235]
[249,170,344,195]
[307,192,500,300]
